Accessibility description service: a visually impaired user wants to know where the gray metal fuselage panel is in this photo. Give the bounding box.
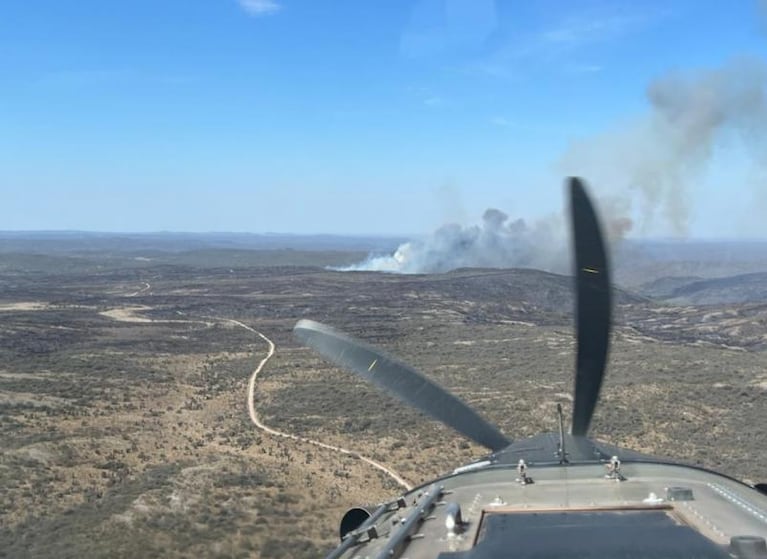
[328,461,767,559]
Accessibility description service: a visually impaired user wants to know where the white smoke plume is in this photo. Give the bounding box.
[342,209,570,274]
[347,57,767,274]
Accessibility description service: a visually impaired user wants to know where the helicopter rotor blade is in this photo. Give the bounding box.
[569,177,612,437]
[294,319,511,452]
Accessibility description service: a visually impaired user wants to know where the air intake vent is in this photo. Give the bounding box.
[666,486,694,501]
[730,536,767,559]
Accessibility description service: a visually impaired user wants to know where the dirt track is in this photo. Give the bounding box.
[223,317,413,491]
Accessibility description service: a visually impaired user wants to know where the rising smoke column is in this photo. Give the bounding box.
[348,57,767,274]
[562,57,767,235]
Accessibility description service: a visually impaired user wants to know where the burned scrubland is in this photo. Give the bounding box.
[1,247,766,558]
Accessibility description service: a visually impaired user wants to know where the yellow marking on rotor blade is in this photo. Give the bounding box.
[368,359,378,371]
[582,267,600,274]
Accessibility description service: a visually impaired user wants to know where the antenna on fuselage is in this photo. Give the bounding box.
[556,403,569,464]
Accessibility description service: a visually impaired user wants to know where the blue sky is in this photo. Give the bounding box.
[2,1,767,235]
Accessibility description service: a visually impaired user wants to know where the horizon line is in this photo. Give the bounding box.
[1,230,767,243]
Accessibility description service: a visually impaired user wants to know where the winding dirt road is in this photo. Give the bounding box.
[109,282,412,491]
[128,282,151,297]
[222,318,413,491]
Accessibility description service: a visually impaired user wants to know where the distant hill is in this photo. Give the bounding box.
[0,232,408,274]
[315,268,644,331]
[614,239,767,287]
[637,276,706,299]
[641,272,767,305]
[0,231,406,254]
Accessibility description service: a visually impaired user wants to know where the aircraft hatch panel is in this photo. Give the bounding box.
[436,508,731,559]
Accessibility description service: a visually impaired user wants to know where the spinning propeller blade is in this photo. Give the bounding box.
[294,319,511,452]
[569,177,612,437]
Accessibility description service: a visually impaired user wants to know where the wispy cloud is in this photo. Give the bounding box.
[405,85,450,109]
[468,6,665,79]
[536,13,643,51]
[487,116,550,132]
[565,63,603,75]
[238,0,281,17]
[507,11,654,63]
[490,116,511,127]
[424,96,447,107]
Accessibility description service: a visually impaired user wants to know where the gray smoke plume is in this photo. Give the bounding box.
[562,57,767,235]
[347,57,767,274]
